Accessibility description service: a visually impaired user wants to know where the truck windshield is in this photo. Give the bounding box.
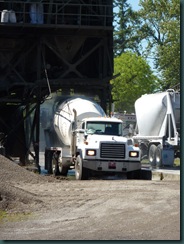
[86,122,122,136]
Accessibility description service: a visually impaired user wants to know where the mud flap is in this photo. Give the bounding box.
[45,149,53,174]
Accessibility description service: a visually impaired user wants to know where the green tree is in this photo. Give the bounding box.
[111,52,158,113]
[113,0,142,56]
[137,0,180,89]
[113,0,180,90]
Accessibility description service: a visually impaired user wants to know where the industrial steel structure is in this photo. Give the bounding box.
[0,0,114,168]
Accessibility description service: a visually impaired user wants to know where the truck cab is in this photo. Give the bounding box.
[74,117,141,179]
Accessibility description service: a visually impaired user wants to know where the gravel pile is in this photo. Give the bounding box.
[0,155,56,184]
[0,155,55,212]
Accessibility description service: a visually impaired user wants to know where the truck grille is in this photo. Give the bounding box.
[100,143,125,159]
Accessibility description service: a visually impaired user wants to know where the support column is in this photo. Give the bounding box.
[34,100,41,173]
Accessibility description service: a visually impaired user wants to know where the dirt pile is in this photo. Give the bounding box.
[0,155,180,240]
[0,155,56,213]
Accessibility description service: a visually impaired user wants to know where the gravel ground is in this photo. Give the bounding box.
[0,155,180,240]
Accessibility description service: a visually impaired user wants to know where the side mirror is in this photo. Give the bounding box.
[76,129,85,134]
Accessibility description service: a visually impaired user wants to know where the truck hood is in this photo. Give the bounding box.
[86,134,128,144]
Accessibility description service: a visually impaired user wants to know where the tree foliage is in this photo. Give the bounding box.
[138,0,180,89]
[113,0,180,90]
[113,0,142,56]
[111,52,158,113]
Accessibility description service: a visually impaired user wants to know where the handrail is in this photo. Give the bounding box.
[0,1,113,27]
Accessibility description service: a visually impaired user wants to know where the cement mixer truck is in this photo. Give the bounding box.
[40,95,141,180]
[133,89,180,168]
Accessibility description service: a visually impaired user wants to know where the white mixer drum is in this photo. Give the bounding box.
[135,91,180,136]
[53,97,106,146]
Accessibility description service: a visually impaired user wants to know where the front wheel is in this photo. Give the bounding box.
[127,169,141,179]
[75,155,89,180]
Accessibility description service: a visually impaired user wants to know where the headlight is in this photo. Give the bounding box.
[86,149,96,156]
[129,151,139,157]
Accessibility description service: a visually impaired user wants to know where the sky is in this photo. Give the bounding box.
[114,0,155,73]
[126,1,156,72]
[127,0,141,11]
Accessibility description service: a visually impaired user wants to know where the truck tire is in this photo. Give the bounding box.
[59,165,68,176]
[140,169,152,180]
[75,155,89,180]
[127,169,141,179]
[52,157,60,176]
[155,144,163,168]
[148,144,157,167]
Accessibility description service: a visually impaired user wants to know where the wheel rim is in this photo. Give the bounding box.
[156,146,162,168]
[59,165,62,173]
[59,163,64,174]
[52,159,56,174]
[75,156,81,179]
[149,145,157,166]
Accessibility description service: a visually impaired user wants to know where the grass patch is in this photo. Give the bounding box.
[174,158,180,167]
[0,210,7,221]
[0,210,33,223]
